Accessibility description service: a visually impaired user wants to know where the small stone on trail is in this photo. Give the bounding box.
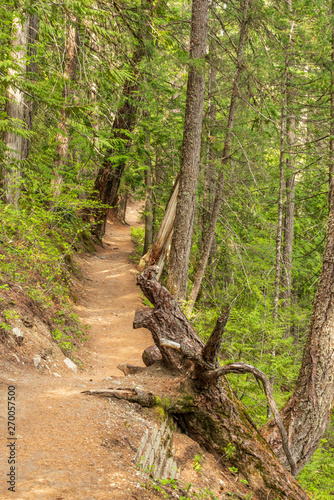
[33,355,41,368]
[12,327,24,345]
[22,316,34,328]
[64,357,77,372]
[53,373,62,377]
[117,363,145,376]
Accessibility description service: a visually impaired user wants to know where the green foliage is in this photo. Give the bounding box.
[0,0,334,496]
[193,454,203,475]
[145,476,219,500]
[223,443,236,460]
[298,437,334,499]
[0,309,18,331]
[130,226,145,263]
[228,467,238,475]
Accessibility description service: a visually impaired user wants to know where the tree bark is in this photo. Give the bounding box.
[52,14,78,201]
[143,134,153,255]
[25,14,38,160]
[281,0,295,304]
[91,76,140,237]
[273,65,288,320]
[201,47,217,255]
[262,7,334,473]
[2,15,29,207]
[166,0,210,302]
[185,0,250,315]
[133,267,309,499]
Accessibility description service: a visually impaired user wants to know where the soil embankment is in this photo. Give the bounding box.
[0,203,155,499]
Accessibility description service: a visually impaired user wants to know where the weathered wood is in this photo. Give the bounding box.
[202,309,229,368]
[134,267,310,499]
[134,267,205,372]
[83,387,155,407]
[117,363,146,375]
[139,177,179,275]
[135,428,149,463]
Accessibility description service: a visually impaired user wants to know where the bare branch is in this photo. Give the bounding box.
[82,387,155,407]
[207,362,296,475]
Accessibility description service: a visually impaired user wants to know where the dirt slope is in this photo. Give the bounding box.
[0,204,155,500]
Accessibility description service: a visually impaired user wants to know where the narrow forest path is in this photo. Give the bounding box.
[74,202,152,379]
[0,202,157,500]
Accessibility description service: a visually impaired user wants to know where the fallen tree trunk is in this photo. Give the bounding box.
[133,267,309,500]
[139,177,179,279]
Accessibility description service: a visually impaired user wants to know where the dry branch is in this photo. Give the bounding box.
[202,309,230,368]
[82,387,155,407]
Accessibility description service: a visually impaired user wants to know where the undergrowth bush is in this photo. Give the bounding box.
[0,198,92,352]
[298,419,334,499]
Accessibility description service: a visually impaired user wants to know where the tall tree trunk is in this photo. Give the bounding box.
[25,14,38,160]
[52,14,78,200]
[185,0,250,315]
[273,66,288,320]
[143,134,153,254]
[90,0,154,239]
[91,74,140,237]
[166,0,210,302]
[200,49,217,254]
[281,0,295,303]
[262,7,334,473]
[2,15,29,207]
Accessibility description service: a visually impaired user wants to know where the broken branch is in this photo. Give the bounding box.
[202,308,230,368]
[82,387,156,407]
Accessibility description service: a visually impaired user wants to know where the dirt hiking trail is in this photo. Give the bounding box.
[0,203,156,499]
